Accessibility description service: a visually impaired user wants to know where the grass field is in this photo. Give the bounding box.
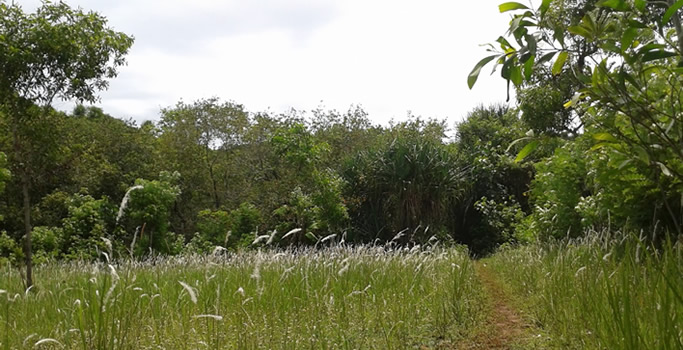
[485,232,683,350]
[0,245,484,349]
[1,234,681,349]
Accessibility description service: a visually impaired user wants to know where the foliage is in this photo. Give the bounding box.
[0,231,21,265]
[524,139,589,239]
[229,202,262,246]
[196,209,231,246]
[471,0,683,235]
[30,226,62,263]
[453,105,536,252]
[272,188,321,244]
[121,171,182,256]
[60,194,114,260]
[0,152,8,221]
[344,134,463,242]
[0,0,133,286]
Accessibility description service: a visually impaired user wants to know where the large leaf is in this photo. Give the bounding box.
[552,51,569,75]
[663,0,683,25]
[499,2,529,13]
[515,140,539,163]
[642,50,677,62]
[568,25,592,40]
[621,27,638,52]
[468,55,499,89]
[510,65,523,85]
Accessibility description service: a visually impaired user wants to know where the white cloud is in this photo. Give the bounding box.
[17,0,516,126]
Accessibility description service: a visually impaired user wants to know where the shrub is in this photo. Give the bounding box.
[196,209,231,246]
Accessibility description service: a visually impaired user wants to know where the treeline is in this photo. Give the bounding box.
[0,94,679,264]
[0,101,530,261]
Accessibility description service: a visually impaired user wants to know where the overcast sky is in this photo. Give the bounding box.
[18,0,515,126]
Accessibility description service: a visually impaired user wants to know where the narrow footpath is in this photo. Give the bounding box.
[457,262,531,350]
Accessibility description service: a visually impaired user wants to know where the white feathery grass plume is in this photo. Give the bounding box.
[320,234,337,243]
[575,266,587,277]
[101,237,113,256]
[23,333,37,347]
[116,185,143,223]
[178,281,198,304]
[282,228,302,240]
[266,229,277,245]
[212,246,227,255]
[251,264,261,281]
[103,265,120,309]
[34,338,63,348]
[235,287,245,297]
[338,263,349,276]
[252,235,270,245]
[392,228,409,242]
[193,314,223,321]
[224,230,231,247]
[129,226,140,257]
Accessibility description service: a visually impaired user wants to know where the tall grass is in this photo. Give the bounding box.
[0,245,483,349]
[486,231,683,349]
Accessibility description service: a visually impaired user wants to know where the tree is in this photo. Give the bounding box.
[0,1,133,287]
[469,0,683,236]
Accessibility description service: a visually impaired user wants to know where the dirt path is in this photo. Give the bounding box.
[458,262,529,350]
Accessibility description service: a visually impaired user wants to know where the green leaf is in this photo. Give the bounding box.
[524,54,535,80]
[468,55,499,89]
[642,50,677,62]
[552,51,569,75]
[590,142,611,151]
[539,0,552,15]
[537,51,557,64]
[510,65,523,85]
[499,2,529,13]
[515,140,539,163]
[506,136,532,152]
[593,132,617,142]
[663,0,683,25]
[621,27,638,52]
[634,0,646,11]
[501,56,515,80]
[568,25,592,40]
[598,0,630,11]
[497,36,514,51]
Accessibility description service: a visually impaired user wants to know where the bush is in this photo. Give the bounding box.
[229,202,262,246]
[60,194,114,260]
[343,135,463,242]
[31,226,62,263]
[196,209,231,246]
[0,231,21,266]
[121,171,181,256]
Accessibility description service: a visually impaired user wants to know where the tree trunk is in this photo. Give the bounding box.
[21,169,32,289]
[11,114,32,289]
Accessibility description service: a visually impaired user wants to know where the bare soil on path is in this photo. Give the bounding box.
[457,262,531,350]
